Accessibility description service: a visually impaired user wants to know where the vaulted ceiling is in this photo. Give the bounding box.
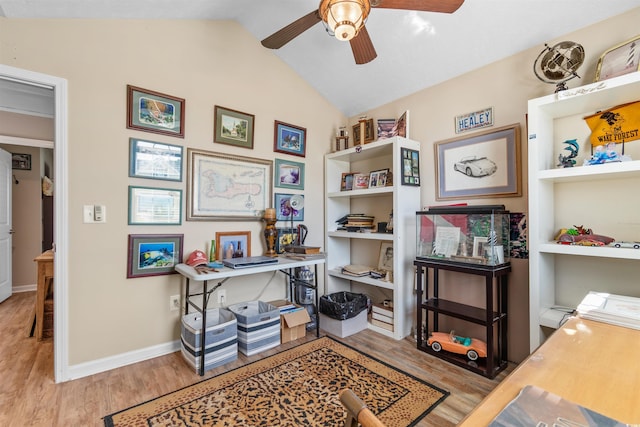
[1,0,638,116]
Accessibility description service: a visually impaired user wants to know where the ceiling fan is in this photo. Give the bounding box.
[261,0,464,65]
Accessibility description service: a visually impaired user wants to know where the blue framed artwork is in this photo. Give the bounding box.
[274,158,305,190]
[275,193,304,221]
[274,120,306,157]
[127,85,185,138]
[127,234,183,278]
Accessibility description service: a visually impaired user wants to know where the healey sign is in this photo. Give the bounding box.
[455,107,494,134]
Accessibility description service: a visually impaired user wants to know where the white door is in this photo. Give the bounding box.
[0,148,12,303]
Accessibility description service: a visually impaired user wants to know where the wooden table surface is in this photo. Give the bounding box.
[459,316,640,425]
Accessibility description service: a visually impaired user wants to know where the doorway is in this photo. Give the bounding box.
[0,65,69,383]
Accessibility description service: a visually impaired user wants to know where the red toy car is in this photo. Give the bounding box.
[427,331,487,361]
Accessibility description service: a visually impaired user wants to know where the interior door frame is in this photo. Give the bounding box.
[0,64,69,383]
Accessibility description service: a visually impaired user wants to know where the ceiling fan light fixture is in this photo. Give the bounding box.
[320,0,370,41]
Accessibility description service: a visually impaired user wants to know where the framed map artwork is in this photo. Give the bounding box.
[186,148,272,221]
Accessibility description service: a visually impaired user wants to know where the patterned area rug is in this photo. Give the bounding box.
[103,336,448,427]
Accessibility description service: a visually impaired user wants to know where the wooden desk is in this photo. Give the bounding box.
[33,249,54,341]
[459,317,640,425]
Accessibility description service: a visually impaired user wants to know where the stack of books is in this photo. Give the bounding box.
[370,302,394,332]
[577,291,640,330]
[337,214,375,232]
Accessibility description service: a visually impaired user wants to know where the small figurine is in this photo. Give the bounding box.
[584,142,631,165]
[557,139,579,168]
[427,330,487,361]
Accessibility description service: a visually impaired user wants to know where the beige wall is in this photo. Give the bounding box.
[1,19,345,366]
[349,7,640,362]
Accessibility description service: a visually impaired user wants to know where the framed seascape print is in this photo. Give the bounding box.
[187,149,272,221]
[12,153,31,170]
[214,105,255,149]
[128,186,182,225]
[435,123,522,201]
[275,227,299,254]
[274,158,305,190]
[274,120,306,157]
[595,35,640,82]
[216,231,251,260]
[127,85,185,138]
[129,138,183,182]
[401,148,420,186]
[127,234,183,278]
[275,193,304,221]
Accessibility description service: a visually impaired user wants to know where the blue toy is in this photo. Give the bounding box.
[557,139,579,168]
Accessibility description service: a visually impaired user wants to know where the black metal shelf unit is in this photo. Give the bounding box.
[415,259,510,379]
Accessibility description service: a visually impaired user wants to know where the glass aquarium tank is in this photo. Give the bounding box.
[416,205,510,266]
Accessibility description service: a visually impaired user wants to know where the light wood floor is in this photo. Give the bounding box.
[0,292,515,426]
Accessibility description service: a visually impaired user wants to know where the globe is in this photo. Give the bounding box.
[533,41,585,92]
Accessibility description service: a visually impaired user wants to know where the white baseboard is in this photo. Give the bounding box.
[13,284,37,293]
[65,339,181,381]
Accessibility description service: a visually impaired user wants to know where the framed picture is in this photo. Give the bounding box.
[274,120,306,157]
[275,227,299,254]
[11,153,31,170]
[216,231,251,260]
[377,119,397,139]
[274,158,305,190]
[377,242,394,271]
[401,148,420,186]
[214,105,255,149]
[128,186,182,225]
[341,172,357,191]
[353,173,369,190]
[472,236,488,258]
[595,35,640,82]
[129,138,183,182]
[352,118,375,145]
[187,149,272,221]
[126,85,184,138]
[396,111,409,138]
[434,123,522,200]
[127,234,183,278]
[369,168,388,188]
[275,193,304,221]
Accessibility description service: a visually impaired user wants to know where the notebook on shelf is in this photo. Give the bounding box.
[222,256,279,269]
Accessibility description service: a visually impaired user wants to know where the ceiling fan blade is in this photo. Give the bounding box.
[350,26,377,65]
[261,10,322,49]
[372,0,464,13]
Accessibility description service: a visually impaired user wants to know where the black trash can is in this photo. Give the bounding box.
[319,291,370,320]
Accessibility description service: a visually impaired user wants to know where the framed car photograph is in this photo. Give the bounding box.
[126,85,185,138]
[274,120,306,157]
[127,234,183,278]
[216,231,251,260]
[128,186,182,225]
[129,138,183,182]
[435,123,521,201]
[274,158,305,190]
[214,105,255,149]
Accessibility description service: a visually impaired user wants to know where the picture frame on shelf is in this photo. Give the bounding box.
[353,173,369,190]
[11,153,31,170]
[472,236,488,258]
[396,111,409,138]
[127,234,183,278]
[274,120,306,157]
[352,118,375,145]
[274,158,305,190]
[377,242,394,271]
[377,119,397,139]
[129,138,183,182]
[128,186,182,225]
[214,105,255,149]
[275,227,299,254]
[401,147,420,186]
[368,169,388,188]
[216,231,251,260]
[595,34,640,82]
[435,123,521,200]
[341,172,357,191]
[275,193,304,221]
[187,148,272,221]
[126,85,185,138]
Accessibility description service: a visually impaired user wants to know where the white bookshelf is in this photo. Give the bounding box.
[528,71,640,351]
[324,136,421,339]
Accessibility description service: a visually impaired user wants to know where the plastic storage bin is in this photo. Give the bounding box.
[180,308,238,373]
[416,205,510,266]
[228,301,281,356]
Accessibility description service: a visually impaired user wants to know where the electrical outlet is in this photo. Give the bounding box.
[217,289,226,305]
[169,295,180,311]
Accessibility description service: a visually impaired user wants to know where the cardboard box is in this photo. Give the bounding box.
[319,310,367,338]
[270,300,312,343]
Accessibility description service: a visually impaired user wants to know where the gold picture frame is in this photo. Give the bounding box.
[595,35,640,82]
